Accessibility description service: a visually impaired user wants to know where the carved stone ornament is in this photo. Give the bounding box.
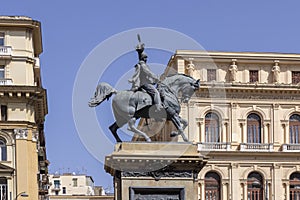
[122,170,193,181]
[32,131,39,142]
[14,129,28,139]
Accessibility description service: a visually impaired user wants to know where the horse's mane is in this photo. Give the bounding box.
[165,73,191,78]
[162,73,195,85]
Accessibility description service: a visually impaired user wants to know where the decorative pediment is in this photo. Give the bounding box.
[0,163,14,174]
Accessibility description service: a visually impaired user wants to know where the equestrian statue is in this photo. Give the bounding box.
[88,35,200,142]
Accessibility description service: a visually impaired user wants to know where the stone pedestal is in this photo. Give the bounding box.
[105,142,208,200]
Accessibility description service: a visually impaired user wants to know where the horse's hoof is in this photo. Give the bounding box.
[170,132,178,137]
[116,139,122,143]
[146,138,151,142]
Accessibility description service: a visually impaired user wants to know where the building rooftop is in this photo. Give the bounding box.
[0,15,33,20]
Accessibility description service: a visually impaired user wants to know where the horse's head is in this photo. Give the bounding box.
[162,74,200,103]
[180,78,200,103]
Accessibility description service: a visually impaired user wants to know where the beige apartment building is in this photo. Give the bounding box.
[0,16,48,200]
[48,173,113,200]
[161,50,300,200]
[48,173,95,196]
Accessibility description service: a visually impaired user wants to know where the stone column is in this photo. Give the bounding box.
[285,182,290,200]
[241,181,247,200]
[282,121,289,144]
[177,59,185,74]
[240,122,247,143]
[14,129,29,199]
[199,180,205,200]
[263,122,269,143]
[222,122,227,143]
[199,121,205,142]
[222,182,229,200]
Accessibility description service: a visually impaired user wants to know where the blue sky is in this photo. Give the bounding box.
[1,0,300,189]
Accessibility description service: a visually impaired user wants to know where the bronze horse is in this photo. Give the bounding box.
[89,74,200,142]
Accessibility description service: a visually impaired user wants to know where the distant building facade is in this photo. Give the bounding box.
[162,50,300,200]
[48,173,95,196]
[0,16,48,200]
[48,173,113,200]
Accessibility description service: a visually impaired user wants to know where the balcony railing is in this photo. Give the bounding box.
[240,143,273,151]
[0,46,12,56]
[198,142,231,151]
[282,144,300,151]
[0,78,13,85]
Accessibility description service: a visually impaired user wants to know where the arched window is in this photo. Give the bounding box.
[247,172,263,200]
[0,138,6,161]
[0,178,7,200]
[290,172,300,200]
[247,114,261,143]
[205,172,220,200]
[289,114,300,144]
[205,113,220,143]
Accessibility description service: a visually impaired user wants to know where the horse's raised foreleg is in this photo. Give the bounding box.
[170,113,188,142]
[127,117,151,142]
[109,122,122,143]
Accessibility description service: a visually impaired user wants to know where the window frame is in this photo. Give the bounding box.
[0,137,7,161]
[247,113,262,143]
[290,172,300,200]
[292,71,300,84]
[0,177,7,200]
[0,33,4,46]
[62,187,66,194]
[247,172,264,200]
[205,172,221,200]
[1,105,7,121]
[205,112,220,143]
[53,180,60,189]
[73,178,78,187]
[207,69,217,82]
[249,70,259,83]
[289,114,300,144]
[0,66,4,79]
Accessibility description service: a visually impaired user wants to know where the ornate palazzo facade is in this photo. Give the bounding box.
[0,16,48,200]
[166,50,300,200]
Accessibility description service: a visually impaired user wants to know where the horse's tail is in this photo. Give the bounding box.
[88,82,117,107]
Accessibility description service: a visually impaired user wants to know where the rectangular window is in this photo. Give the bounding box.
[249,70,258,83]
[1,105,7,121]
[0,66,4,79]
[54,180,60,189]
[73,178,78,187]
[207,69,216,82]
[62,187,66,194]
[0,33,4,46]
[292,71,300,84]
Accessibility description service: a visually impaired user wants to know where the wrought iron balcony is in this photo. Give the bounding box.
[0,46,12,56]
[197,142,231,151]
[240,143,273,151]
[0,78,12,85]
[282,144,300,151]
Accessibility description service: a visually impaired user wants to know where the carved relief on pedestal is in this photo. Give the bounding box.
[14,129,28,139]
